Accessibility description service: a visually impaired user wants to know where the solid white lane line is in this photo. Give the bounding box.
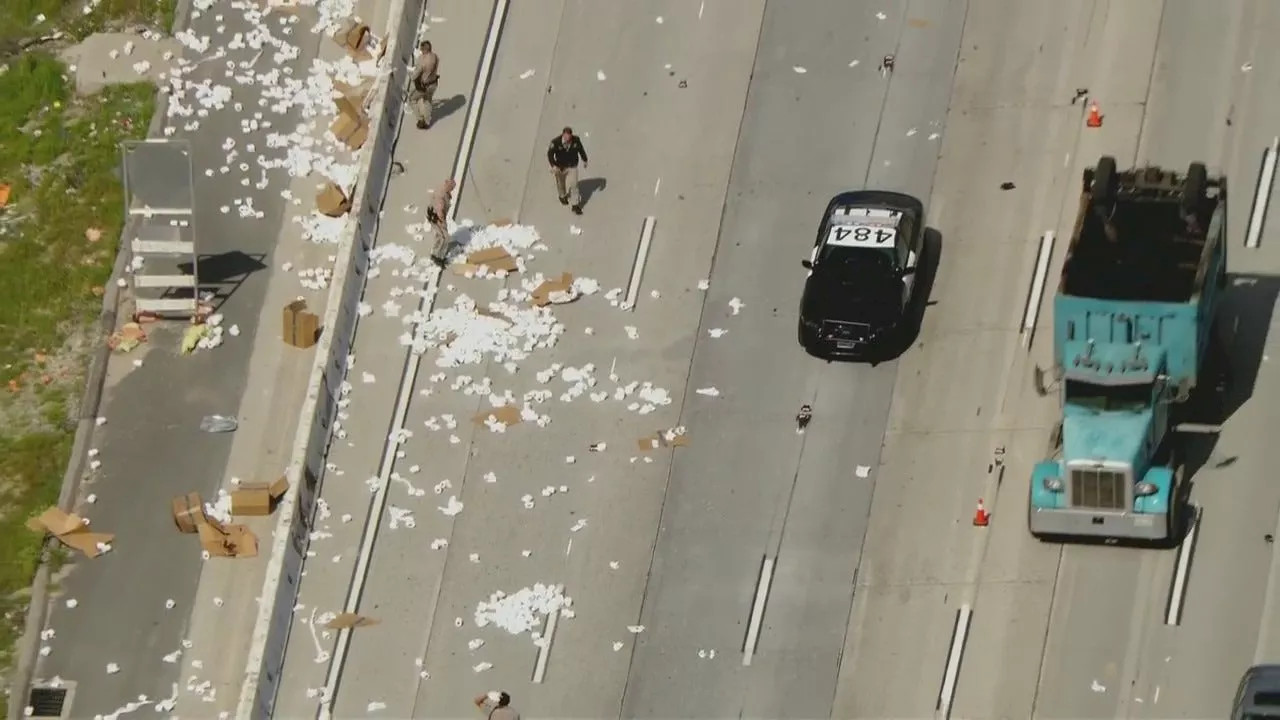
[1246,137,1279,250]
[447,0,509,222]
[936,604,972,719]
[741,556,775,667]
[1165,504,1202,626]
[317,0,512,716]
[624,216,656,311]
[531,609,560,684]
[1021,231,1055,349]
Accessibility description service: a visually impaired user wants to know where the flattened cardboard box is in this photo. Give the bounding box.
[198,519,259,558]
[531,273,574,307]
[472,405,522,427]
[325,612,379,629]
[172,491,206,534]
[637,430,690,452]
[452,248,519,277]
[231,476,290,516]
[27,507,114,558]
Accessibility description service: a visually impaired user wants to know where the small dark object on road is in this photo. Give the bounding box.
[1000,182,1016,190]
[796,404,812,432]
[880,54,895,74]
[1071,88,1088,104]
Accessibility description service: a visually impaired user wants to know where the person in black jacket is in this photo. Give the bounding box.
[547,127,588,215]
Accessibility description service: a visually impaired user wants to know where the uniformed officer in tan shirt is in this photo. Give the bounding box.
[428,177,455,266]
[409,40,440,129]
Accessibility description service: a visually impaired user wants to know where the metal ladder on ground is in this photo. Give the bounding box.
[120,139,199,317]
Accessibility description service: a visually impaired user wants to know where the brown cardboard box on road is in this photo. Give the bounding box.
[638,428,690,452]
[531,273,575,307]
[330,95,370,149]
[27,507,114,558]
[330,110,367,144]
[332,20,384,61]
[197,519,259,558]
[172,492,207,534]
[472,405,522,427]
[341,120,370,151]
[316,182,351,217]
[325,613,380,629]
[231,476,290,516]
[283,300,320,349]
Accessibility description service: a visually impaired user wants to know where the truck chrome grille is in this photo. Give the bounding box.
[1070,468,1127,510]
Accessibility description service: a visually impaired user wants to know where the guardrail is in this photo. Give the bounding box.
[234,0,423,714]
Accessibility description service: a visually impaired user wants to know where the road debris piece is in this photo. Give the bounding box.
[200,415,238,433]
[27,507,114,558]
[474,583,572,644]
[107,322,148,352]
[472,405,522,429]
[454,247,520,276]
[197,518,259,559]
[230,476,290,516]
[638,427,690,451]
[796,404,812,433]
[531,272,577,307]
[172,492,208,533]
[283,299,321,349]
[856,465,872,478]
[324,612,379,629]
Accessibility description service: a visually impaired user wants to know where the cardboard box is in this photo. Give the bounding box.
[330,112,363,143]
[333,95,365,120]
[343,120,370,151]
[231,476,290,516]
[637,429,690,452]
[325,612,380,629]
[197,519,258,558]
[468,247,518,273]
[531,273,575,307]
[472,405,522,427]
[316,182,351,217]
[27,507,114,558]
[283,300,320,349]
[334,79,374,104]
[172,492,206,534]
[332,20,370,57]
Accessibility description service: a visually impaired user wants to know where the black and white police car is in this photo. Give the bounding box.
[798,190,926,359]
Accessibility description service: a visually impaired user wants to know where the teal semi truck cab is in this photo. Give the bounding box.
[1029,157,1227,544]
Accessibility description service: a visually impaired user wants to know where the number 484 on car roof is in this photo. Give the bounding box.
[827,223,897,248]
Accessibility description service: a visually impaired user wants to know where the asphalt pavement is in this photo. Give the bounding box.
[833,1,1280,719]
[270,0,1280,719]
[27,2,365,717]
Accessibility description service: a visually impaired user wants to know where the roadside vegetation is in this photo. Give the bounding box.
[0,0,173,677]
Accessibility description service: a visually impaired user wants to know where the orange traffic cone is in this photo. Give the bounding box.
[973,498,990,527]
[1086,101,1103,128]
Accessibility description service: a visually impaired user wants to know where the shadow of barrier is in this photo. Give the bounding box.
[233,0,425,715]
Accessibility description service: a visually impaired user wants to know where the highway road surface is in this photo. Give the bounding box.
[271,0,1280,718]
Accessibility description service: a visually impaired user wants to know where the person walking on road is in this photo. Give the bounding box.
[428,177,455,266]
[547,126,588,215]
[473,691,520,720]
[409,40,440,129]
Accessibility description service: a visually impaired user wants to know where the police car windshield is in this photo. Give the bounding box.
[819,244,896,274]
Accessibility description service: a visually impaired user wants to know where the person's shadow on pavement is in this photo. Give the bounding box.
[431,94,467,124]
[578,177,606,209]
